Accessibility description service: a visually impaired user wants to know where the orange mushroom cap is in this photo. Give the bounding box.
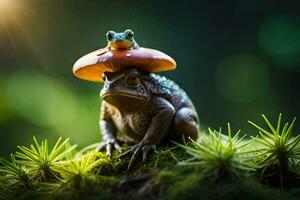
[73,47,176,82]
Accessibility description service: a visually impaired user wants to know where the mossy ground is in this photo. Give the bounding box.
[2,115,300,200]
[1,144,300,200]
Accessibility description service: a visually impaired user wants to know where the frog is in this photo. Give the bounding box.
[106,29,139,50]
[97,67,199,169]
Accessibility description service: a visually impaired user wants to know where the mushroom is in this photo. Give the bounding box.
[73,45,176,82]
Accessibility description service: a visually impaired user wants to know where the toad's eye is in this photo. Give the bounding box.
[106,31,115,41]
[102,73,107,81]
[103,71,113,81]
[124,29,134,39]
[126,72,140,86]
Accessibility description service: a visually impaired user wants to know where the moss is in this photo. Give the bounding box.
[164,178,296,200]
[256,164,300,188]
[1,144,299,200]
[2,120,300,200]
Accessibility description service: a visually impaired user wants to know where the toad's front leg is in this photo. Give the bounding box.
[97,103,122,157]
[120,97,175,169]
[97,119,123,157]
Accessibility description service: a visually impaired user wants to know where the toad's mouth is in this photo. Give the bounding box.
[101,92,145,101]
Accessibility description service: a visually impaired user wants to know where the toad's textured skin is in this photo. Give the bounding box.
[98,67,199,168]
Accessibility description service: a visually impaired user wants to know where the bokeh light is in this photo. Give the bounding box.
[215,54,269,103]
[259,15,300,69]
[5,71,100,145]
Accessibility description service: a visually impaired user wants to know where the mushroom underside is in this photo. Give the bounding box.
[73,47,176,82]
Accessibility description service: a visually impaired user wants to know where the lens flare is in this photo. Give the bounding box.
[0,0,10,8]
[0,0,16,18]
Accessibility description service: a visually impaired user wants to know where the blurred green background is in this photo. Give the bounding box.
[1,0,300,157]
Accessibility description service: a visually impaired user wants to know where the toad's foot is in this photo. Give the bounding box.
[118,142,157,170]
[96,138,122,157]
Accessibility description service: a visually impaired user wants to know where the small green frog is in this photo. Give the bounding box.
[106,29,139,50]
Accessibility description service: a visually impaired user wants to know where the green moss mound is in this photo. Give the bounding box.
[1,114,300,200]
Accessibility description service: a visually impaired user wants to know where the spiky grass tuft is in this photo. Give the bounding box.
[249,114,300,187]
[14,137,77,182]
[177,123,256,182]
[57,151,111,190]
[0,154,30,190]
[60,151,107,179]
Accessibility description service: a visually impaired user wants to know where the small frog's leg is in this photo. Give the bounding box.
[121,98,175,169]
[173,107,199,142]
[132,42,139,49]
[97,102,122,157]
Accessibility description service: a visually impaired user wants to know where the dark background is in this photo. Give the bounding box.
[1,0,300,157]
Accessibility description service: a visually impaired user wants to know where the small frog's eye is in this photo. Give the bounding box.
[124,29,134,39]
[126,72,140,86]
[106,31,115,41]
